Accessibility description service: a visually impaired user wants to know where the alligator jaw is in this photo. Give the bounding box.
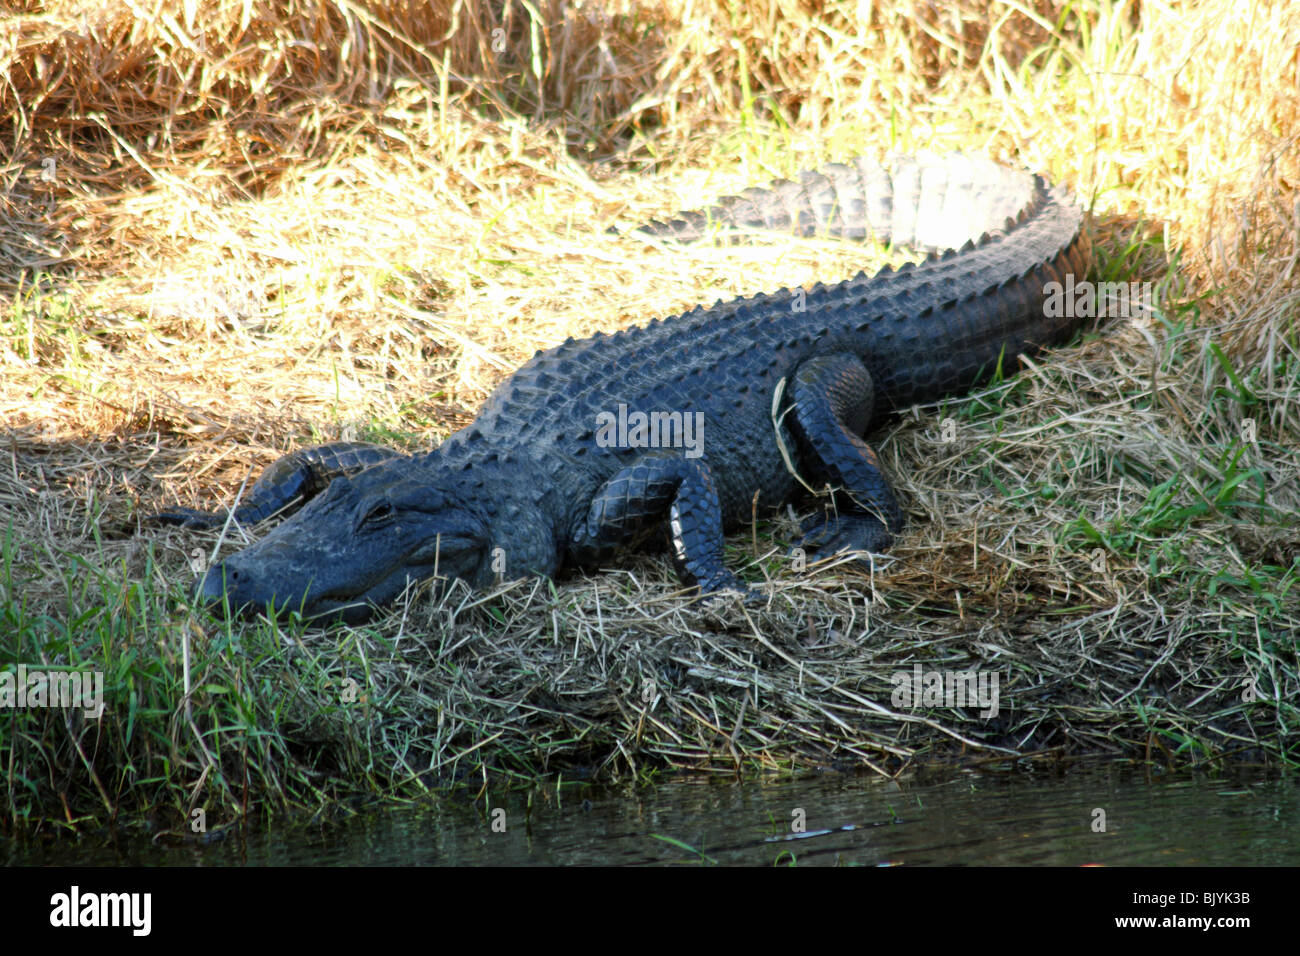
[191,565,377,624]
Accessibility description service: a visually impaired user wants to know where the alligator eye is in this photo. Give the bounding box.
[363,502,393,525]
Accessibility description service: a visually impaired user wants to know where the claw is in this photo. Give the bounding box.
[146,507,225,530]
[697,585,763,610]
[694,570,761,607]
[798,512,893,560]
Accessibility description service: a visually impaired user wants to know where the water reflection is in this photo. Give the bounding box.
[5,768,1295,866]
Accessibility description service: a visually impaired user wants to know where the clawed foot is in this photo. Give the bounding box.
[145,507,225,530]
[794,512,893,568]
[694,570,764,608]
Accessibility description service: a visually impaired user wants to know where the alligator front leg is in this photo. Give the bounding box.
[150,441,401,529]
[568,451,751,597]
[790,353,905,560]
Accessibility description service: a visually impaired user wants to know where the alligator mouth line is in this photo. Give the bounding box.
[297,596,375,625]
[258,565,446,624]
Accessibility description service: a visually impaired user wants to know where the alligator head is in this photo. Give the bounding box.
[193,453,560,623]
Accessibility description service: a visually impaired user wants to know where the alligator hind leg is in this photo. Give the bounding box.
[568,450,751,598]
[150,441,401,529]
[790,353,905,561]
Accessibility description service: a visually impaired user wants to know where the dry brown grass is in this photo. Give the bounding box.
[2,0,1298,817]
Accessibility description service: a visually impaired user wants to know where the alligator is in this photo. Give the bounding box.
[153,152,1090,623]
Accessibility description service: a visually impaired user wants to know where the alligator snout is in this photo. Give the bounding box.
[193,564,225,605]
[192,558,257,614]
[192,550,304,618]
[190,551,372,624]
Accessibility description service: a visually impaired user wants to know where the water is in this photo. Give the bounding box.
[4,768,1295,866]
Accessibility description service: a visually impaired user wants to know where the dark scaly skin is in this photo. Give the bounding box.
[151,153,1091,623]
